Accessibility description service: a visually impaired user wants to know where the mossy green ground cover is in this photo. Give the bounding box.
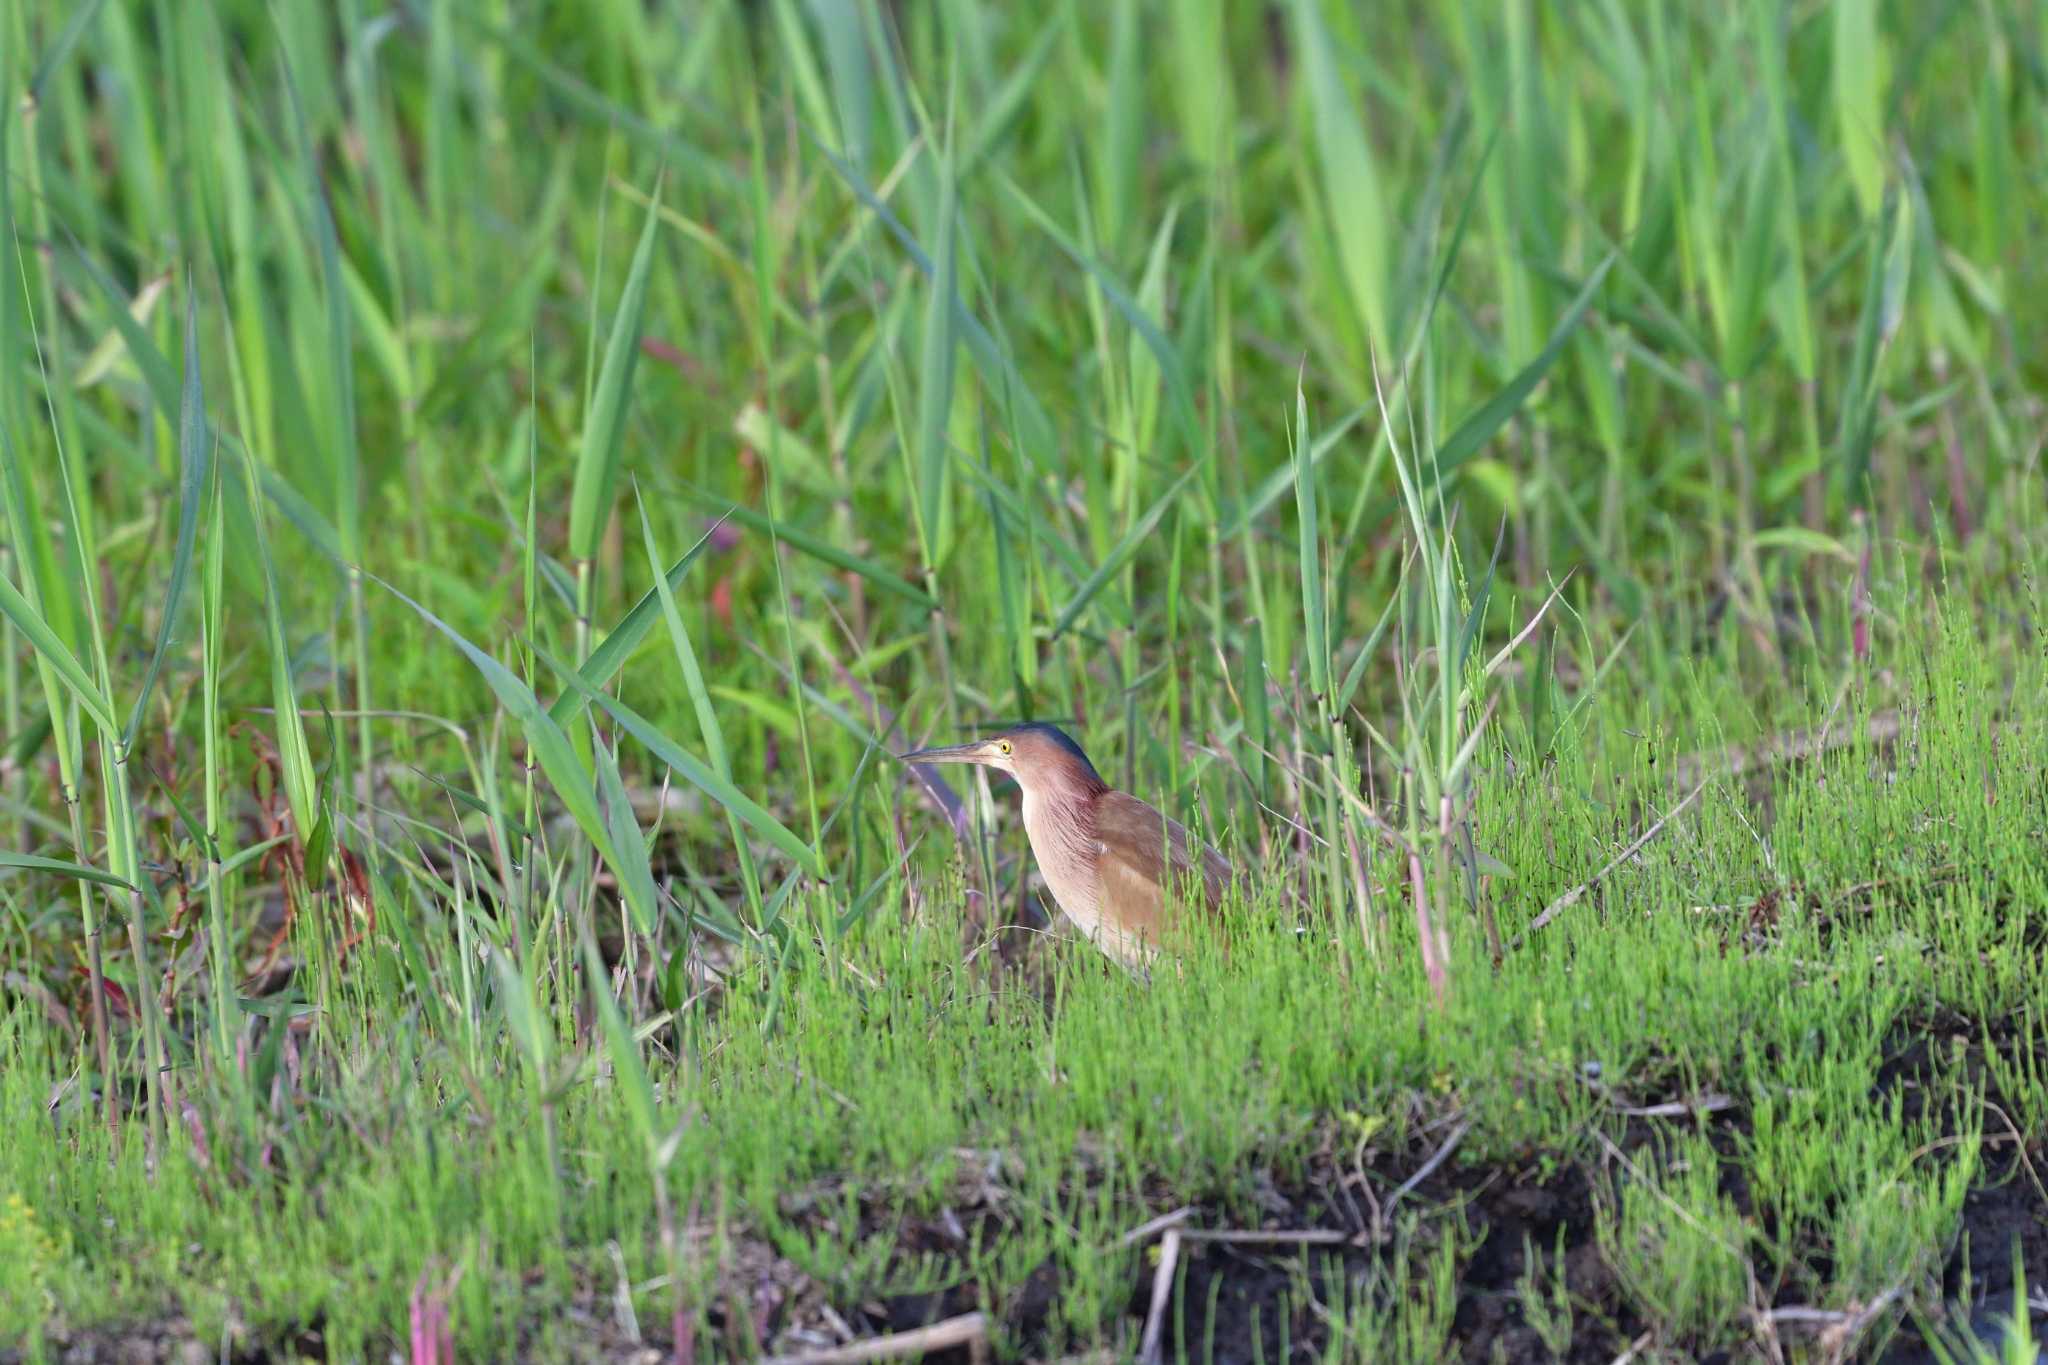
[0,2,2043,1360]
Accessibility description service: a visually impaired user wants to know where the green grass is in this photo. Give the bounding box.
[0,1,2044,1360]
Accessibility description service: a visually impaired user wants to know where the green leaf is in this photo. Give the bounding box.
[302,800,333,895]
[459,15,738,193]
[29,0,110,100]
[6,713,53,769]
[1052,465,1202,639]
[1335,582,1403,716]
[660,937,693,1013]
[1750,527,1855,564]
[809,139,1056,466]
[579,928,662,1163]
[914,134,958,564]
[636,495,764,925]
[226,450,319,834]
[0,552,117,737]
[1227,405,1369,539]
[960,14,1066,178]
[1000,173,1199,461]
[570,181,663,562]
[366,571,643,926]
[489,945,549,1075]
[124,287,212,752]
[1294,0,1390,354]
[1831,0,1886,217]
[679,489,935,611]
[1292,380,1327,700]
[546,513,728,729]
[531,642,827,883]
[1434,252,1615,477]
[0,851,135,891]
[591,730,660,937]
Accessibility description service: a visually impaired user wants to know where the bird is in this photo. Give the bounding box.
[900,722,1233,971]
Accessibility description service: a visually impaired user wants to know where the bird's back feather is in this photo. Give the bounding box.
[1088,791,1232,964]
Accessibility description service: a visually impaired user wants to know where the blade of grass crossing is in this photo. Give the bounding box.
[591,730,660,955]
[545,513,729,729]
[0,556,116,737]
[0,851,134,890]
[808,138,1056,467]
[678,495,935,609]
[530,641,826,886]
[578,927,661,1163]
[1294,0,1391,359]
[634,495,765,927]
[999,172,1200,461]
[122,287,211,752]
[367,571,654,933]
[1433,253,1616,479]
[1052,466,1203,639]
[913,126,958,570]
[570,178,664,571]
[1292,379,1329,704]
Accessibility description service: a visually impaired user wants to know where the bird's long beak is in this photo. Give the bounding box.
[898,740,994,766]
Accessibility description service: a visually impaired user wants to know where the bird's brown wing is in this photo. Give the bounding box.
[1092,792,1233,956]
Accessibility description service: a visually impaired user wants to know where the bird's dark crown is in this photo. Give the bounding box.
[1002,722,1103,786]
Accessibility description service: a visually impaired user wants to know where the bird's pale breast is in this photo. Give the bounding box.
[1019,789,1133,959]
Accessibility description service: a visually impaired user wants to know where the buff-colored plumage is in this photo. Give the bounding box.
[903,723,1232,970]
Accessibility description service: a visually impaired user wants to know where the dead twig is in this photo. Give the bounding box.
[1136,1229,1181,1365]
[1609,1093,1736,1120]
[1174,1228,1354,1246]
[1608,1330,1653,1365]
[1669,708,1903,789]
[1982,1098,2048,1212]
[1375,1117,1471,1241]
[1527,706,1922,949]
[1516,779,1709,944]
[757,1312,988,1365]
[1814,1285,1904,1359]
[1592,1130,1748,1262]
[1119,1205,1195,1249]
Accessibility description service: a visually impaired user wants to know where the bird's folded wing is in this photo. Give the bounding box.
[1092,791,1231,923]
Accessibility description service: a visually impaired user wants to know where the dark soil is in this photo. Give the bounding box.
[725,1006,2044,1365]
[17,1012,2042,1365]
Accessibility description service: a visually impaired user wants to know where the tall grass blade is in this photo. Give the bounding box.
[0,546,116,737]
[634,496,763,924]
[0,851,135,890]
[1292,380,1328,702]
[123,288,211,751]
[914,128,958,566]
[570,181,663,564]
[578,928,660,1159]
[1000,173,1199,458]
[546,514,728,729]
[809,139,1055,464]
[532,642,827,883]
[960,15,1064,178]
[1293,0,1390,356]
[1052,466,1201,638]
[367,572,649,929]
[1434,253,1615,477]
[591,730,660,940]
[1832,0,1886,217]
[29,0,110,101]
[229,453,318,833]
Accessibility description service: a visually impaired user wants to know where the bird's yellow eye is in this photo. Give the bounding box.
[997,740,1013,756]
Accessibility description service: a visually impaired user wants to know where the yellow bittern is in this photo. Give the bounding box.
[901,723,1230,970]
